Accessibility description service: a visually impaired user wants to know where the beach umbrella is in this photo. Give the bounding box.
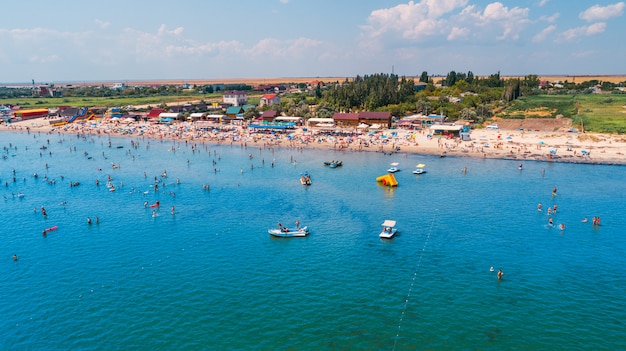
[416,164,426,168]
[538,141,545,145]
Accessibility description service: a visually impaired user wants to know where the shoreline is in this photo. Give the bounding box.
[2,117,625,165]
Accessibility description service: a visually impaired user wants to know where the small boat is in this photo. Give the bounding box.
[413,164,427,175]
[300,172,312,185]
[387,162,400,173]
[324,160,343,168]
[268,226,309,237]
[379,220,397,239]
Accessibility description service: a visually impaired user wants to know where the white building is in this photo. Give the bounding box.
[223,90,248,107]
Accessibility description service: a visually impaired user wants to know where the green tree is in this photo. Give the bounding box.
[419,71,429,83]
[445,71,457,87]
[243,107,258,120]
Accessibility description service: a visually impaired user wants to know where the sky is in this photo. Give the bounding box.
[0,0,624,83]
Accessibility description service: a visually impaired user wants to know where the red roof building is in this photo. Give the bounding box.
[259,94,280,108]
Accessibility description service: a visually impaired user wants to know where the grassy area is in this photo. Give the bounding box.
[501,94,626,133]
[0,93,223,109]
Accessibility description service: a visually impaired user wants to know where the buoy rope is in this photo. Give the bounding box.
[392,211,437,351]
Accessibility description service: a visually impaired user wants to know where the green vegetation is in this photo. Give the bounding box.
[0,95,217,109]
[575,95,626,133]
[501,94,626,133]
[501,95,578,119]
[2,73,626,133]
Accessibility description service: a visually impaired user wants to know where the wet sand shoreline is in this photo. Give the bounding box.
[2,117,625,166]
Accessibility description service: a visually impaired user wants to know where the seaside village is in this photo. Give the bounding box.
[1,81,474,154]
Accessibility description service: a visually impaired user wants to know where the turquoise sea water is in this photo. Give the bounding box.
[1,131,625,350]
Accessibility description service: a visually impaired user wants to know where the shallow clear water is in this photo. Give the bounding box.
[1,131,625,350]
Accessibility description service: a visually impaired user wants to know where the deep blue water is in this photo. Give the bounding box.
[1,131,625,350]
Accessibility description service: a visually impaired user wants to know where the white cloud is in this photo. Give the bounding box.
[538,0,549,6]
[361,0,468,43]
[580,2,624,22]
[557,22,606,42]
[157,24,184,36]
[463,2,530,40]
[586,22,607,35]
[532,24,556,42]
[539,12,560,23]
[94,19,111,29]
[279,0,289,3]
[246,37,322,58]
[447,27,469,40]
[163,40,242,56]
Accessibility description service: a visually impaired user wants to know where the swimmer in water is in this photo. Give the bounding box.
[497,269,503,280]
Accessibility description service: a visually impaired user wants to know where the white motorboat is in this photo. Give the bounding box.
[413,163,427,174]
[379,220,397,239]
[268,226,309,237]
[387,162,400,173]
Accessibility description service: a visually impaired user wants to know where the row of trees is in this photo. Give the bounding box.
[323,73,416,112]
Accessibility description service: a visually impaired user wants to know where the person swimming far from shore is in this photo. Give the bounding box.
[497,269,504,280]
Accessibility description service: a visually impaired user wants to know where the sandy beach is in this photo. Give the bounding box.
[2,117,625,165]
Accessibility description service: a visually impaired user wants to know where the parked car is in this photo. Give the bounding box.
[486,124,499,130]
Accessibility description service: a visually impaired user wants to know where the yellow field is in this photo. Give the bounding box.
[536,75,626,84]
[82,77,350,87]
[73,74,626,88]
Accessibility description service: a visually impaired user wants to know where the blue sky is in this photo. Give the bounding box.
[0,0,624,83]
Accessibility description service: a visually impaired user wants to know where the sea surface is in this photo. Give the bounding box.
[1,131,625,350]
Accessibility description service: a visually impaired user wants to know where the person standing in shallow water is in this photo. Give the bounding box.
[497,269,503,280]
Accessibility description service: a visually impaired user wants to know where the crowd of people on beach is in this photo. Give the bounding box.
[5,116,621,164]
